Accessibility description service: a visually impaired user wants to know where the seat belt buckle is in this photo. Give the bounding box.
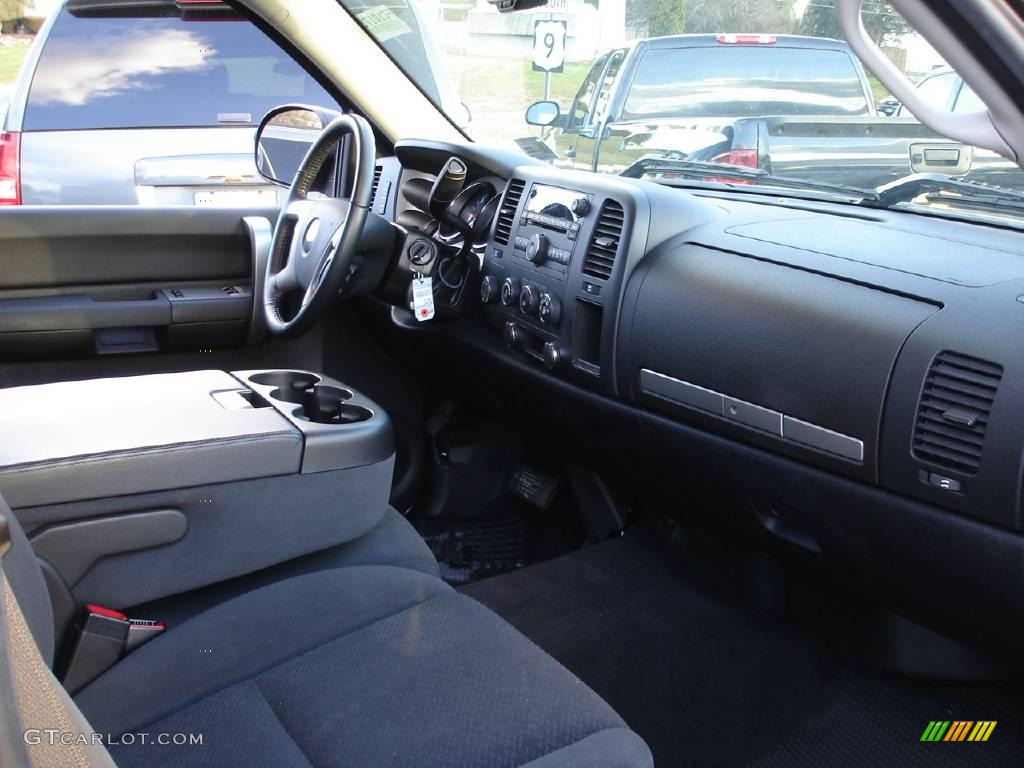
[60,604,166,695]
[126,617,166,652]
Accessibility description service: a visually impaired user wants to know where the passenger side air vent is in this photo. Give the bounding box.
[912,351,1003,475]
[582,200,625,281]
[494,178,525,245]
[371,164,383,203]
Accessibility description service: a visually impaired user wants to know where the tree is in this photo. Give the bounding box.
[800,1,912,45]
[628,0,686,37]
[0,0,24,22]
[684,0,797,34]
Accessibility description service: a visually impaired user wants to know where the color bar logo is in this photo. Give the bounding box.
[921,721,997,742]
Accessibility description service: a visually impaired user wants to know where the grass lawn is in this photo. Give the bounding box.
[866,74,892,108]
[0,44,30,84]
[447,55,591,142]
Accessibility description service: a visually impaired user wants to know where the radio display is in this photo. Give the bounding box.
[526,184,580,223]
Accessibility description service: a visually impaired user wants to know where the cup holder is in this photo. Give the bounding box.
[292,386,368,425]
[250,372,321,404]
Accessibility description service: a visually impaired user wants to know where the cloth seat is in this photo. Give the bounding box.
[131,507,441,628]
[74,566,652,767]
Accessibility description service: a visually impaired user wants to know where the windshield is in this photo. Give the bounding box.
[337,0,1024,223]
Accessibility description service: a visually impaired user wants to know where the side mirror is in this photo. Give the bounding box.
[525,101,561,127]
[878,98,901,117]
[255,106,327,186]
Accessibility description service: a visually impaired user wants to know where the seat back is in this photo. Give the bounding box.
[1,499,115,767]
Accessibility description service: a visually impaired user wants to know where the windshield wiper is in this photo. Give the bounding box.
[868,173,1024,216]
[619,156,875,201]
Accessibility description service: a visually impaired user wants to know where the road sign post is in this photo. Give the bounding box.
[532,19,567,136]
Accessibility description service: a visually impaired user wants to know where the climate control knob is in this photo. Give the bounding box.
[519,284,541,315]
[503,321,521,348]
[526,233,549,265]
[501,277,521,307]
[542,342,563,371]
[538,292,562,325]
[480,275,501,304]
[571,197,591,217]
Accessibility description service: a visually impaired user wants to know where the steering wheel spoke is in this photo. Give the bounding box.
[270,256,300,294]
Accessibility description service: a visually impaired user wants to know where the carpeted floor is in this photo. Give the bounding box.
[461,530,1024,767]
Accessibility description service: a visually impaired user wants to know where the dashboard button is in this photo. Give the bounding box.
[571,198,591,217]
[501,277,521,307]
[480,275,501,304]
[542,342,563,370]
[527,233,549,265]
[503,321,521,348]
[538,293,562,325]
[519,284,540,315]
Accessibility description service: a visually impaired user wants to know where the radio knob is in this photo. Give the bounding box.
[519,284,540,315]
[538,292,562,325]
[480,275,500,304]
[526,233,549,265]
[501,277,521,307]
[503,321,521,348]
[571,197,591,217]
[542,342,563,370]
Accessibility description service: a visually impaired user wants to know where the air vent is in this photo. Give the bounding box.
[494,178,525,245]
[371,164,382,203]
[912,351,1003,475]
[582,200,625,281]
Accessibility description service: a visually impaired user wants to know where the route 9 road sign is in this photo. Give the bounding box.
[532,19,567,73]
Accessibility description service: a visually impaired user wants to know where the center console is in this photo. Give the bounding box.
[479,171,635,394]
[0,369,395,627]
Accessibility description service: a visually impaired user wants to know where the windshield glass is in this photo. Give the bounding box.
[337,0,1024,221]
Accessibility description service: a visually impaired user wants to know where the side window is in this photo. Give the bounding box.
[913,72,957,112]
[953,83,986,113]
[24,6,338,131]
[567,54,609,131]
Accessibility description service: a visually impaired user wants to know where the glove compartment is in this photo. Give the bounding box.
[619,244,938,482]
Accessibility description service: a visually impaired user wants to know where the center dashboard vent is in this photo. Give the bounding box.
[912,351,1003,475]
[582,200,625,280]
[494,178,525,245]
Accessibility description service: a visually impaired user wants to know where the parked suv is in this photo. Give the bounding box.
[525,34,877,173]
[0,0,462,206]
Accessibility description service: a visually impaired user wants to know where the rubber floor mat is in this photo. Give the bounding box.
[414,515,529,585]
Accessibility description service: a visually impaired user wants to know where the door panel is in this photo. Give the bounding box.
[0,205,276,360]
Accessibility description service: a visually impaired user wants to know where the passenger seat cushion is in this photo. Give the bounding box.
[76,566,643,768]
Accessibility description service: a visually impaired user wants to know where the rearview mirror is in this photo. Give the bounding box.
[487,0,550,12]
[255,106,326,186]
[525,101,561,127]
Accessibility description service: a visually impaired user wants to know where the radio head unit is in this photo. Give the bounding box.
[524,184,591,232]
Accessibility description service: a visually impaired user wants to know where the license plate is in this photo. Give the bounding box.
[194,188,277,206]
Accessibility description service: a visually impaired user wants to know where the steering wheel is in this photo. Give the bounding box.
[264,113,376,337]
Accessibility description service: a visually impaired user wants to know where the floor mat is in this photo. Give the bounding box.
[461,530,847,767]
[415,514,530,585]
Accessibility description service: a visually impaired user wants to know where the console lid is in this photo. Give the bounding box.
[0,370,302,508]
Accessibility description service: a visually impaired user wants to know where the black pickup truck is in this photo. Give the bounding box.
[527,34,1019,189]
[525,33,879,174]
[618,63,1023,188]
